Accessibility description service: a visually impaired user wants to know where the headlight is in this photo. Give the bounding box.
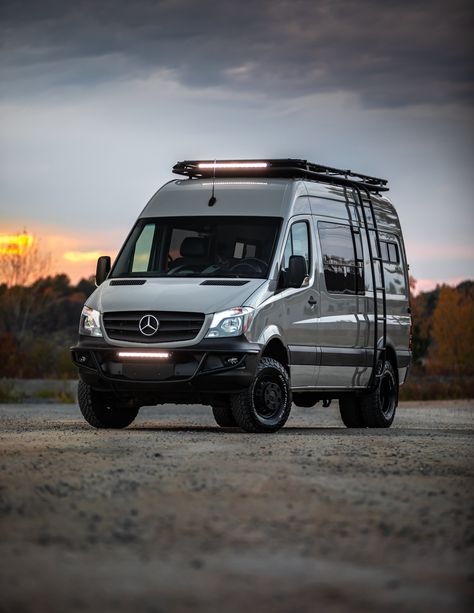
[205,307,254,338]
[79,306,103,337]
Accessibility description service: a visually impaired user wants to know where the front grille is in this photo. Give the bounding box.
[103,311,205,343]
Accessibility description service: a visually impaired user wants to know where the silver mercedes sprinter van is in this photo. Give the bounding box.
[71,159,411,432]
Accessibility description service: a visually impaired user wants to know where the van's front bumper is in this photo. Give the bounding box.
[71,336,260,398]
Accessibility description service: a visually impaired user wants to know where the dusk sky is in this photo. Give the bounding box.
[1,0,473,290]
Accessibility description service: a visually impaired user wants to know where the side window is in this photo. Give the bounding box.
[131,223,155,272]
[380,240,400,264]
[282,221,311,273]
[318,222,364,294]
[381,235,406,296]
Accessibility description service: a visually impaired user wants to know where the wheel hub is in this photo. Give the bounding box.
[254,377,284,419]
[380,372,396,418]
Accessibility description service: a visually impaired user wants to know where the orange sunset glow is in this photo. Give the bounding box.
[63,251,104,263]
[0,233,34,256]
[0,231,116,284]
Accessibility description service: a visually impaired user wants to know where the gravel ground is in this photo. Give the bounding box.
[0,399,473,613]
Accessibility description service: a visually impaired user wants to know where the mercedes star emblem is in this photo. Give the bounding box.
[138,314,160,336]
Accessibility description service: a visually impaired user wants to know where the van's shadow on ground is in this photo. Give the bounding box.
[49,421,471,436]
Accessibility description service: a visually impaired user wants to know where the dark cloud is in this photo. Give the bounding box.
[1,0,472,107]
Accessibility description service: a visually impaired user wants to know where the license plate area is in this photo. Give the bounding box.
[121,363,174,380]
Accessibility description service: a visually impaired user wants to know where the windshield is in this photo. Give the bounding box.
[111,216,282,279]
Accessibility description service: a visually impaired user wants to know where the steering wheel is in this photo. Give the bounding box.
[229,258,267,274]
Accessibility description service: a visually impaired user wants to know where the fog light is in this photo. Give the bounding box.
[225,356,240,366]
[77,353,88,364]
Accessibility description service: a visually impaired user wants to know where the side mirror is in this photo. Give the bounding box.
[96,256,111,286]
[287,255,307,288]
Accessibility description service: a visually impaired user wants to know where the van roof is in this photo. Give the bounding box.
[140,177,398,229]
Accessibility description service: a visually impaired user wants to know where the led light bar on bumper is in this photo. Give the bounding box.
[117,352,170,359]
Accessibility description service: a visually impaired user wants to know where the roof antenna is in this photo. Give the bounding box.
[208,159,217,207]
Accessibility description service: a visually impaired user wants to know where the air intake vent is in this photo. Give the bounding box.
[110,279,147,286]
[200,280,249,286]
[103,311,205,343]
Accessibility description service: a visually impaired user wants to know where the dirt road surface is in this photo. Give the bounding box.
[1,400,473,613]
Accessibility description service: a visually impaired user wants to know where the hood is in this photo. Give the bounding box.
[87,277,266,315]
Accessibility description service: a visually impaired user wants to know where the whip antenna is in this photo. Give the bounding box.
[208,159,217,207]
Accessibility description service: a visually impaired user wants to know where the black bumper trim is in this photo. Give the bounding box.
[71,336,260,394]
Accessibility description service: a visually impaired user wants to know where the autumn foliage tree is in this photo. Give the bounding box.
[0,232,51,287]
[429,285,474,375]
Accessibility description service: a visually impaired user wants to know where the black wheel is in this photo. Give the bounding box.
[211,401,238,428]
[339,396,365,427]
[78,380,139,429]
[360,361,398,428]
[230,357,292,433]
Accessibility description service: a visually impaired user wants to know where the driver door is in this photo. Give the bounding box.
[279,217,319,388]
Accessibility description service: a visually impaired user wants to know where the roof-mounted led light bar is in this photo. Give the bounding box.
[172,159,389,192]
[198,162,268,169]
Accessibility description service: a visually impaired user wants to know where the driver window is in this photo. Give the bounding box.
[282,221,311,272]
[131,223,155,272]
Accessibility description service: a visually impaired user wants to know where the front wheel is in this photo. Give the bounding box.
[230,357,292,433]
[78,381,139,429]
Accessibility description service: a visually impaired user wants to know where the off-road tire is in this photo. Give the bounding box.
[360,361,398,428]
[339,396,365,428]
[78,380,139,429]
[230,357,292,433]
[211,402,238,428]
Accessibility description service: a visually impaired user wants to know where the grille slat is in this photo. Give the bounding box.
[103,311,205,343]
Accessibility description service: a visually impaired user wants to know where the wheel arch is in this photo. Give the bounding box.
[384,343,398,384]
[260,337,290,373]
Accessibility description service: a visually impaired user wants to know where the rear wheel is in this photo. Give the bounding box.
[230,357,291,433]
[360,360,398,428]
[78,380,139,429]
[211,401,238,428]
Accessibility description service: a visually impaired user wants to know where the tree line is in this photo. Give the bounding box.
[0,274,95,378]
[0,273,472,379]
[410,279,474,376]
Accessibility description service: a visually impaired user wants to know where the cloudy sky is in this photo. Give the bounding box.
[1,0,473,289]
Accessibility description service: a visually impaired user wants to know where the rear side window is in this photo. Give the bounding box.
[380,240,400,264]
[318,222,364,294]
[380,234,406,295]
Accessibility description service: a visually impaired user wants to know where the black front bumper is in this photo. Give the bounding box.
[71,335,260,401]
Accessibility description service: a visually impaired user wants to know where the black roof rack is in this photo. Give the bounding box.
[172,159,389,193]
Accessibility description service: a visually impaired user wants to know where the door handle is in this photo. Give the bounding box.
[308,296,317,307]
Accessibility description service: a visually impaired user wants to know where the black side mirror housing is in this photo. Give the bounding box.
[287,255,307,288]
[96,256,111,286]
